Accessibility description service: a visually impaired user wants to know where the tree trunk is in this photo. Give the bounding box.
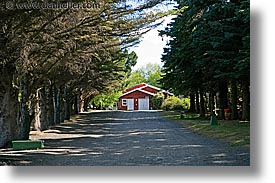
[209,88,216,116]
[230,80,239,120]
[64,87,71,120]
[33,88,48,131]
[199,90,205,118]
[0,65,19,147]
[84,98,88,112]
[19,74,31,140]
[33,88,41,131]
[45,85,51,127]
[241,81,250,121]
[48,85,54,126]
[218,82,229,120]
[79,91,85,113]
[195,90,200,114]
[52,86,57,125]
[56,87,61,124]
[59,87,64,123]
[73,94,78,115]
[189,93,196,113]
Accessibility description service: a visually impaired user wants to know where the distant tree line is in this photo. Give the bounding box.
[123,63,163,88]
[160,0,249,120]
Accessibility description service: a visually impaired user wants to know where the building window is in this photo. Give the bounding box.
[122,99,127,106]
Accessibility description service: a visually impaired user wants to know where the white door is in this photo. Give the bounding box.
[138,98,149,110]
[127,99,134,110]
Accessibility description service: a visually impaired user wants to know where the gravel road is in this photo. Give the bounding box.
[0,111,250,166]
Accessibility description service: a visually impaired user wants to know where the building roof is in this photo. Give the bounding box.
[142,83,174,96]
[119,83,173,98]
[119,87,156,98]
[123,83,147,93]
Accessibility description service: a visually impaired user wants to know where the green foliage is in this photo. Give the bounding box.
[125,70,147,87]
[151,92,165,109]
[90,92,121,110]
[181,97,191,110]
[161,96,190,111]
[160,0,250,93]
[145,63,163,87]
[159,0,250,120]
[123,63,163,88]
[1,0,170,94]
[0,0,176,145]
[124,50,138,73]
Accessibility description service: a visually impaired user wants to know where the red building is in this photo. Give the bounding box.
[118,83,173,110]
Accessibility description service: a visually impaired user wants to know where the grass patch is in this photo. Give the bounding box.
[161,111,250,147]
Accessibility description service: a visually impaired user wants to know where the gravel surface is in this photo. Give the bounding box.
[0,111,250,166]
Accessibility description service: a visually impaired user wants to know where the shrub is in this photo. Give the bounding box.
[152,92,165,109]
[161,96,190,111]
[181,97,190,110]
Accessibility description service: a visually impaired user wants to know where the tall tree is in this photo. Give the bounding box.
[160,0,250,120]
[0,0,172,147]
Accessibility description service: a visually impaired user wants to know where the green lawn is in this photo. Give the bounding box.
[161,111,250,147]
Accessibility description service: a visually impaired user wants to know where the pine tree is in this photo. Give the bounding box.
[160,0,249,120]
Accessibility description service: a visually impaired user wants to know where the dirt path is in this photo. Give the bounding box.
[0,111,249,166]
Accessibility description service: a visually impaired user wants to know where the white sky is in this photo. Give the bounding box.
[129,16,174,70]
